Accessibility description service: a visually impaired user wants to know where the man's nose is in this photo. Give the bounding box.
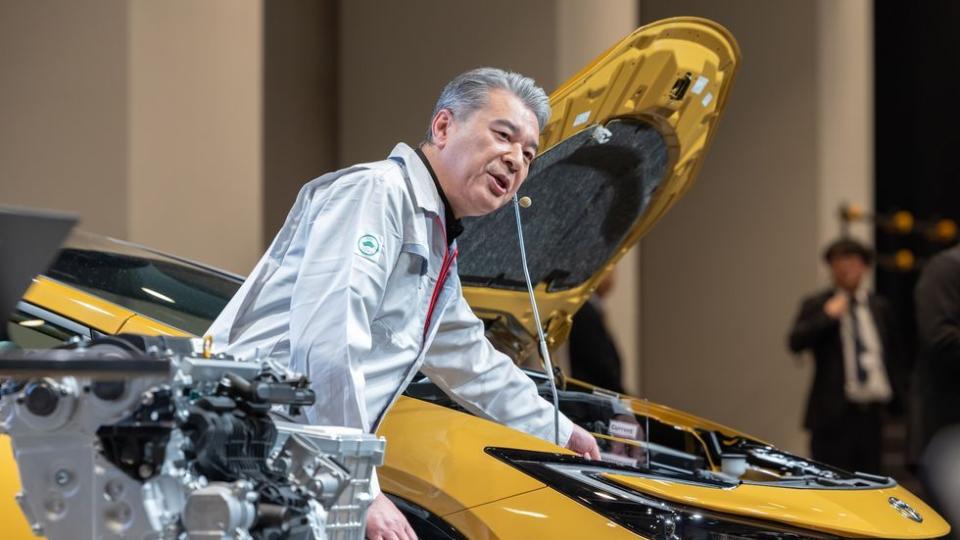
[503,144,522,173]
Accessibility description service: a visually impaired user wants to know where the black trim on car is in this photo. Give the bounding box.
[486,447,839,540]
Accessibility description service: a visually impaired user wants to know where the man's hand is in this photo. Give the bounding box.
[823,292,849,319]
[566,424,601,460]
[366,493,417,540]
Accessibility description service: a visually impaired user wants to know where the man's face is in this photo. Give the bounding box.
[430,89,540,217]
[829,254,868,292]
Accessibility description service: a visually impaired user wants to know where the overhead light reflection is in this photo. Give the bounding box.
[70,299,112,316]
[18,319,45,328]
[141,287,175,303]
[502,508,547,519]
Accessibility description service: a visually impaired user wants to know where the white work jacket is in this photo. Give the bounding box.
[207,143,574,489]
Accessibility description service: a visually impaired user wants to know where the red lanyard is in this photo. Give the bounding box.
[423,245,457,339]
[423,215,458,339]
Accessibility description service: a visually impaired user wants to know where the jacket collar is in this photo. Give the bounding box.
[389,143,443,216]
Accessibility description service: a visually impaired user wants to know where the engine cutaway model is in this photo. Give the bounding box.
[0,334,383,540]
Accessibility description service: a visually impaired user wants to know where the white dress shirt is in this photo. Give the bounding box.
[839,287,893,403]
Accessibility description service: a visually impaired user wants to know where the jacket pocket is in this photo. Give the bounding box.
[374,243,432,342]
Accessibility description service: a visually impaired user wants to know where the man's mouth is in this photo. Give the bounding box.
[487,172,509,196]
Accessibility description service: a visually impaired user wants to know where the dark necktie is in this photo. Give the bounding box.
[848,296,869,383]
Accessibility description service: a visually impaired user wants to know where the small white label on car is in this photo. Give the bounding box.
[691,75,709,95]
[701,92,714,107]
[609,419,639,439]
[573,111,591,127]
[600,452,638,468]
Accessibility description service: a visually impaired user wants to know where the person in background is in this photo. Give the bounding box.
[913,243,960,535]
[569,271,624,393]
[787,238,905,474]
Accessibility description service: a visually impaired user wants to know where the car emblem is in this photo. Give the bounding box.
[889,496,923,523]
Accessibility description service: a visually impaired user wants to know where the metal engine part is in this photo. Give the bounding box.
[275,434,351,507]
[182,481,257,540]
[0,334,385,540]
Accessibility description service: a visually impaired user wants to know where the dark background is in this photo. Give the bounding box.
[875,1,960,364]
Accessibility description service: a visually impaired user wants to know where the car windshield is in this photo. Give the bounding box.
[45,232,243,336]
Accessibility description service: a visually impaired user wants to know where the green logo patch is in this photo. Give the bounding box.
[357,234,380,257]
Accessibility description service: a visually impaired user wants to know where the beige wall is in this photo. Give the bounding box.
[338,0,558,165]
[0,0,129,237]
[128,0,263,274]
[816,0,874,279]
[262,0,339,242]
[637,0,873,455]
[1,0,264,275]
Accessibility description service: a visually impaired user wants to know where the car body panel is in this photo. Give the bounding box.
[119,313,190,337]
[445,487,641,539]
[22,276,132,334]
[21,276,190,338]
[463,17,740,357]
[0,438,34,537]
[376,397,556,516]
[607,474,950,538]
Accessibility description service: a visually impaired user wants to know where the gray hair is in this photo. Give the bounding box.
[425,67,550,142]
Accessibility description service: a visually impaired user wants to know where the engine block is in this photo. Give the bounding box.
[0,335,384,540]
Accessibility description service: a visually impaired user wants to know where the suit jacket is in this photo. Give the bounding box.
[914,245,960,452]
[569,298,625,393]
[787,289,905,430]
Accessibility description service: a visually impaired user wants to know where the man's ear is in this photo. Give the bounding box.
[431,109,454,149]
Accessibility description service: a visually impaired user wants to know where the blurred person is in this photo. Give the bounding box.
[787,238,905,474]
[914,243,960,536]
[569,270,625,392]
[919,426,960,538]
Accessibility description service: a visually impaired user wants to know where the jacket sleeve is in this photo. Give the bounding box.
[915,254,960,368]
[787,294,839,354]
[420,276,575,447]
[288,171,403,433]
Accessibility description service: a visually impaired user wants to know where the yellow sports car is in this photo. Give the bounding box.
[2,17,950,540]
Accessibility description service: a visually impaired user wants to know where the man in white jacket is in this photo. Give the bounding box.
[207,67,600,540]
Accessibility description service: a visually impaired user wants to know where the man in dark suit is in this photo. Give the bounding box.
[914,243,960,458]
[787,238,904,474]
[913,244,960,533]
[569,272,625,393]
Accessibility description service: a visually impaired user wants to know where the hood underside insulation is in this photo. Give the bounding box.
[458,119,668,292]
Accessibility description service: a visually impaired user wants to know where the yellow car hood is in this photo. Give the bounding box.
[459,17,739,360]
[380,395,951,538]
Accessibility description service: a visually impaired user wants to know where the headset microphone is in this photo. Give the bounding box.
[512,193,560,446]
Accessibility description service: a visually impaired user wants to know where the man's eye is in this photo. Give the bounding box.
[524,152,534,162]
[495,131,509,140]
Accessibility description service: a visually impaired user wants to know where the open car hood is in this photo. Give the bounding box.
[458,17,739,359]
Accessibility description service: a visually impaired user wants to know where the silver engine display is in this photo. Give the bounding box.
[0,334,384,540]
